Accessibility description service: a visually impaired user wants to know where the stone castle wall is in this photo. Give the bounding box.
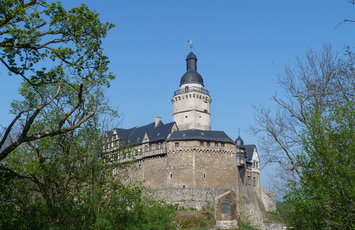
[127,140,239,190]
[123,140,240,207]
[155,188,229,209]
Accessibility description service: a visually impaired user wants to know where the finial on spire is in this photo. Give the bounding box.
[187,40,193,51]
[238,128,240,137]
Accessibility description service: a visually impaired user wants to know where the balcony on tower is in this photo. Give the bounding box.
[173,86,210,96]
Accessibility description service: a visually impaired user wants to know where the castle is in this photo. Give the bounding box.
[104,52,276,229]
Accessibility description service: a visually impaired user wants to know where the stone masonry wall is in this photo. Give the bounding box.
[155,188,229,210]
[123,140,240,208]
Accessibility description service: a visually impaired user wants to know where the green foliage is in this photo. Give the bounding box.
[174,208,214,229]
[283,58,355,228]
[0,0,114,86]
[1,2,177,229]
[0,0,116,161]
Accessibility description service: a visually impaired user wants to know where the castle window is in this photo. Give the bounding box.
[183,185,186,188]
[200,141,204,146]
[170,173,173,178]
[203,173,206,179]
[247,176,251,186]
[185,86,189,92]
[175,142,179,147]
[206,142,210,146]
[253,177,256,187]
[185,116,188,118]
[221,143,225,147]
[214,142,218,147]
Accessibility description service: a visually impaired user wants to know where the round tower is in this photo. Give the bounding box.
[172,52,211,130]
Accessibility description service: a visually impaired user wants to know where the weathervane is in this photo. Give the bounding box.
[187,40,193,51]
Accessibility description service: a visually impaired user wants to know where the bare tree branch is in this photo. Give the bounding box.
[0,84,96,162]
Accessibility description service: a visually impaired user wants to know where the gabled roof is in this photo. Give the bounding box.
[149,122,175,143]
[243,144,257,161]
[106,121,176,145]
[167,129,235,144]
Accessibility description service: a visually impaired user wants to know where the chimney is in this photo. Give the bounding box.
[155,116,162,127]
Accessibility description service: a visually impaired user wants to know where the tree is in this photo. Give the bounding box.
[0,0,114,161]
[0,3,178,229]
[0,64,177,230]
[253,45,354,228]
[284,99,354,229]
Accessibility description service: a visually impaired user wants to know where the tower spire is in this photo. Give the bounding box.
[186,52,197,71]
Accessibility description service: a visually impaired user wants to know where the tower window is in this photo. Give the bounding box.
[200,141,204,146]
[175,142,179,147]
[203,173,206,179]
[215,142,218,147]
[170,173,173,178]
[253,177,256,187]
[185,116,188,118]
[221,143,225,147]
[206,142,210,146]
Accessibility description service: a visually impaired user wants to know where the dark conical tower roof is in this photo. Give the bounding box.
[180,52,204,86]
[235,135,244,146]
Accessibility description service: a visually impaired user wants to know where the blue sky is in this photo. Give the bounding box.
[0,0,354,190]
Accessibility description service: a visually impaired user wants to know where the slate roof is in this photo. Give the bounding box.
[235,135,244,146]
[106,121,175,145]
[180,71,204,86]
[180,52,204,86]
[243,144,256,161]
[186,52,197,59]
[167,129,235,144]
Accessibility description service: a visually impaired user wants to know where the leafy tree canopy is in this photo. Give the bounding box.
[0,0,115,161]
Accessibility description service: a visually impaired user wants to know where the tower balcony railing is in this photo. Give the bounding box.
[173,86,210,96]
